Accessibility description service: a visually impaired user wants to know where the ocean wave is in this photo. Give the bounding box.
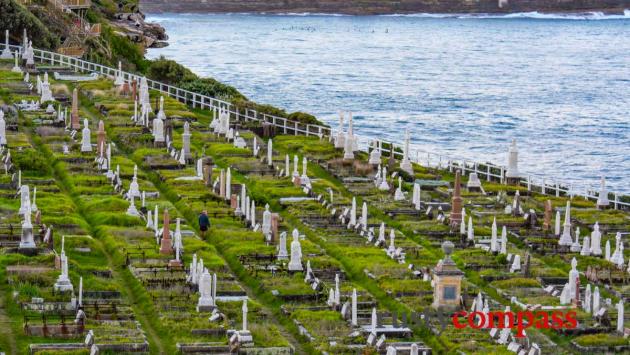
[148,10,630,20]
[381,10,630,20]
[266,12,349,16]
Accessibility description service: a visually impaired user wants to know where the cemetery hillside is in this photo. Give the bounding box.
[1,6,630,355]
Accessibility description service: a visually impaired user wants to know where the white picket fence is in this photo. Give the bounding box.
[4,43,627,210]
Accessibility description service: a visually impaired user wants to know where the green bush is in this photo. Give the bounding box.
[495,253,508,265]
[287,111,322,125]
[147,56,196,85]
[574,333,629,347]
[0,0,60,49]
[180,77,245,101]
[13,149,50,175]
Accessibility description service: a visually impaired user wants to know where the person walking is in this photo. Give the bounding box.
[199,210,210,238]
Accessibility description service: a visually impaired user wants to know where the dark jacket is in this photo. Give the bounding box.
[199,213,210,230]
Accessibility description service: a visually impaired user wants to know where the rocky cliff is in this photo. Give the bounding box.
[139,0,630,14]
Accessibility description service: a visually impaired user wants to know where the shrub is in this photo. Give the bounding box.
[147,56,196,85]
[180,77,245,101]
[0,0,60,49]
[13,149,50,175]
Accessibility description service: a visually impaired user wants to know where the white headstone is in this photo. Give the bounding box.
[394,177,405,201]
[412,183,421,210]
[593,286,600,316]
[584,284,592,313]
[262,204,272,235]
[597,176,610,208]
[196,269,214,311]
[581,236,591,256]
[400,129,413,174]
[500,226,508,254]
[351,288,358,326]
[54,236,74,292]
[505,139,519,179]
[617,299,624,333]
[267,139,273,166]
[490,218,498,252]
[558,201,573,246]
[242,299,248,331]
[80,119,92,152]
[590,222,602,255]
[277,232,289,260]
[568,258,578,302]
[349,197,357,226]
[288,229,303,271]
[0,109,6,145]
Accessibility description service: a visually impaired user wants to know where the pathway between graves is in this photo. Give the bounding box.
[79,102,310,354]
[27,100,169,354]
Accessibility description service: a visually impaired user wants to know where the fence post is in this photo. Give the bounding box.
[527,175,531,191]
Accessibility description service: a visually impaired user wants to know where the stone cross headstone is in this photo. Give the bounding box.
[597,176,610,209]
[0,30,12,59]
[54,236,73,292]
[11,50,21,73]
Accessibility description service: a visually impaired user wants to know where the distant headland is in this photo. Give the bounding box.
[139,0,630,15]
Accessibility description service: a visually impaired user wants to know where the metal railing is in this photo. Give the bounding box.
[4,43,627,210]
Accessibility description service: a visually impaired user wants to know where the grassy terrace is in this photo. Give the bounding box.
[1,60,630,355]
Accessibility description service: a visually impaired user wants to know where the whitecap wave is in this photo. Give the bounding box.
[381,10,630,20]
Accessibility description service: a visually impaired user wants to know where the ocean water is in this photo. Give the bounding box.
[146,12,630,193]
